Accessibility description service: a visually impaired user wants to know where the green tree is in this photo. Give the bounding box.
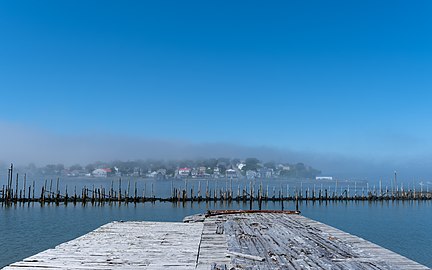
[264,161,276,170]
[243,158,261,172]
[70,164,82,171]
[85,164,95,173]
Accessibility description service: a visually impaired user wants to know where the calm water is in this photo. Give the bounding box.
[1,177,431,268]
[5,175,371,199]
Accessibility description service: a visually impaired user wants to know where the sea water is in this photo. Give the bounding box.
[0,177,431,268]
[1,200,431,268]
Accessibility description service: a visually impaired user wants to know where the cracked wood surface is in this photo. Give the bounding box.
[3,213,430,270]
[217,213,430,270]
[3,221,203,270]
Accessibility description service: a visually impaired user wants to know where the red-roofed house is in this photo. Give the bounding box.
[178,168,191,177]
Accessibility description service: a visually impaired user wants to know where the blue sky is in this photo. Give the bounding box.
[1,1,432,174]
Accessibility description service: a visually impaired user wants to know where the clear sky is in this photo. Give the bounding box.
[1,1,432,177]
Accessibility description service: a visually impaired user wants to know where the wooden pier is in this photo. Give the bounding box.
[3,211,430,270]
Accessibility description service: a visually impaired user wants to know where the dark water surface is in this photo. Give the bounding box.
[1,200,431,268]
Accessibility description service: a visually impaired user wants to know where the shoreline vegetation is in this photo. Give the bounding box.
[4,158,322,180]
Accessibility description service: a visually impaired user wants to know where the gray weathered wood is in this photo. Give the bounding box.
[211,213,430,270]
[3,221,203,270]
[3,213,430,270]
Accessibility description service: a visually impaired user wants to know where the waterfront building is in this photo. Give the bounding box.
[316,176,333,180]
[178,167,192,177]
[92,168,112,178]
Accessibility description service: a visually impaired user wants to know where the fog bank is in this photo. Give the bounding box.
[1,121,431,181]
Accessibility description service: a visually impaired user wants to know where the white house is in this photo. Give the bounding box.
[92,168,111,178]
[316,176,333,181]
[146,171,158,178]
[237,163,246,170]
[226,169,238,178]
[178,168,191,177]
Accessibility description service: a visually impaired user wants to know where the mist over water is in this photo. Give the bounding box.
[1,121,432,181]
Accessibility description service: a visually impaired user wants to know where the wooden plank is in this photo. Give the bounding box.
[209,213,430,270]
[3,213,430,270]
[196,216,231,269]
[3,221,203,270]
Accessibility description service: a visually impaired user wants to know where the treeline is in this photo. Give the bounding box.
[19,157,321,179]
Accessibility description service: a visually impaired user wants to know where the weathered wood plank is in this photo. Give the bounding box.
[212,213,430,270]
[3,213,430,270]
[3,221,203,270]
[195,217,231,269]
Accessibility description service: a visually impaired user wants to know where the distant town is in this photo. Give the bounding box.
[19,158,322,180]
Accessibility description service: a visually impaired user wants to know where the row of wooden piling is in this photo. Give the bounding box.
[2,164,432,206]
[2,180,432,205]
